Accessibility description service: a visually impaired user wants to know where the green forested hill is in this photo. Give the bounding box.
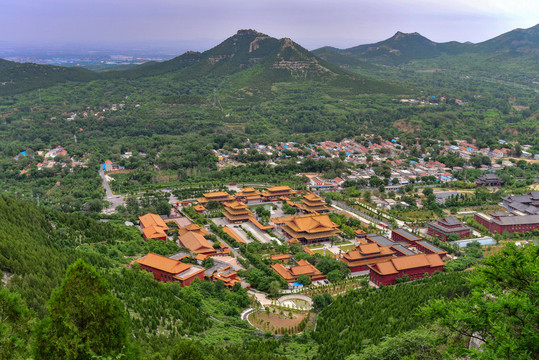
[0,195,312,359]
[0,59,98,95]
[313,23,539,80]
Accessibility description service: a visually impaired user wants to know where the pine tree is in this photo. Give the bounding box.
[34,259,134,360]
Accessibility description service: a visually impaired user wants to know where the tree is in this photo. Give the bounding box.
[0,288,31,360]
[425,243,539,359]
[206,200,219,210]
[268,280,282,298]
[422,187,434,197]
[170,340,204,360]
[34,259,133,360]
[312,294,327,312]
[326,269,341,283]
[297,275,312,286]
[447,233,461,242]
[202,257,215,268]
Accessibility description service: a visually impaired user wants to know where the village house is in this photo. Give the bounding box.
[135,252,205,287]
[368,253,445,286]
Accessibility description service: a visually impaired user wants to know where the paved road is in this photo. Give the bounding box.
[99,168,124,213]
[99,168,113,198]
[331,200,391,228]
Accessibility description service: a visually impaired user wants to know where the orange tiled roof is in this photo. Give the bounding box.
[270,254,292,261]
[178,224,209,236]
[136,253,191,274]
[271,263,294,280]
[179,231,214,254]
[139,213,169,232]
[142,226,167,240]
[224,201,248,210]
[222,226,246,244]
[370,254,445,275]
[267,185,293,192]
[358,243,382,255]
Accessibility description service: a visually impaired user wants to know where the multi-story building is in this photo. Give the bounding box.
[340,243,395,272]
[262,186,295,200]
[235,187,263,204]
[296,193,330,213]
[272,213,340,244]
[197,191,235,204]
[476,174,504,187]
[427,216,471,241]
[222,201,253,223]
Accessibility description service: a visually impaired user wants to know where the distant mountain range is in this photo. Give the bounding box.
[0,30,405,95]
[1,24,538,96]
[313,24,539,68]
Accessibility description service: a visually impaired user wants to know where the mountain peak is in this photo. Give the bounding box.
[236,29,266,37]
[392,31,424,40]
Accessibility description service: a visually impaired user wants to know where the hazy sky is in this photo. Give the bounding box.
[1,0,538,51]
